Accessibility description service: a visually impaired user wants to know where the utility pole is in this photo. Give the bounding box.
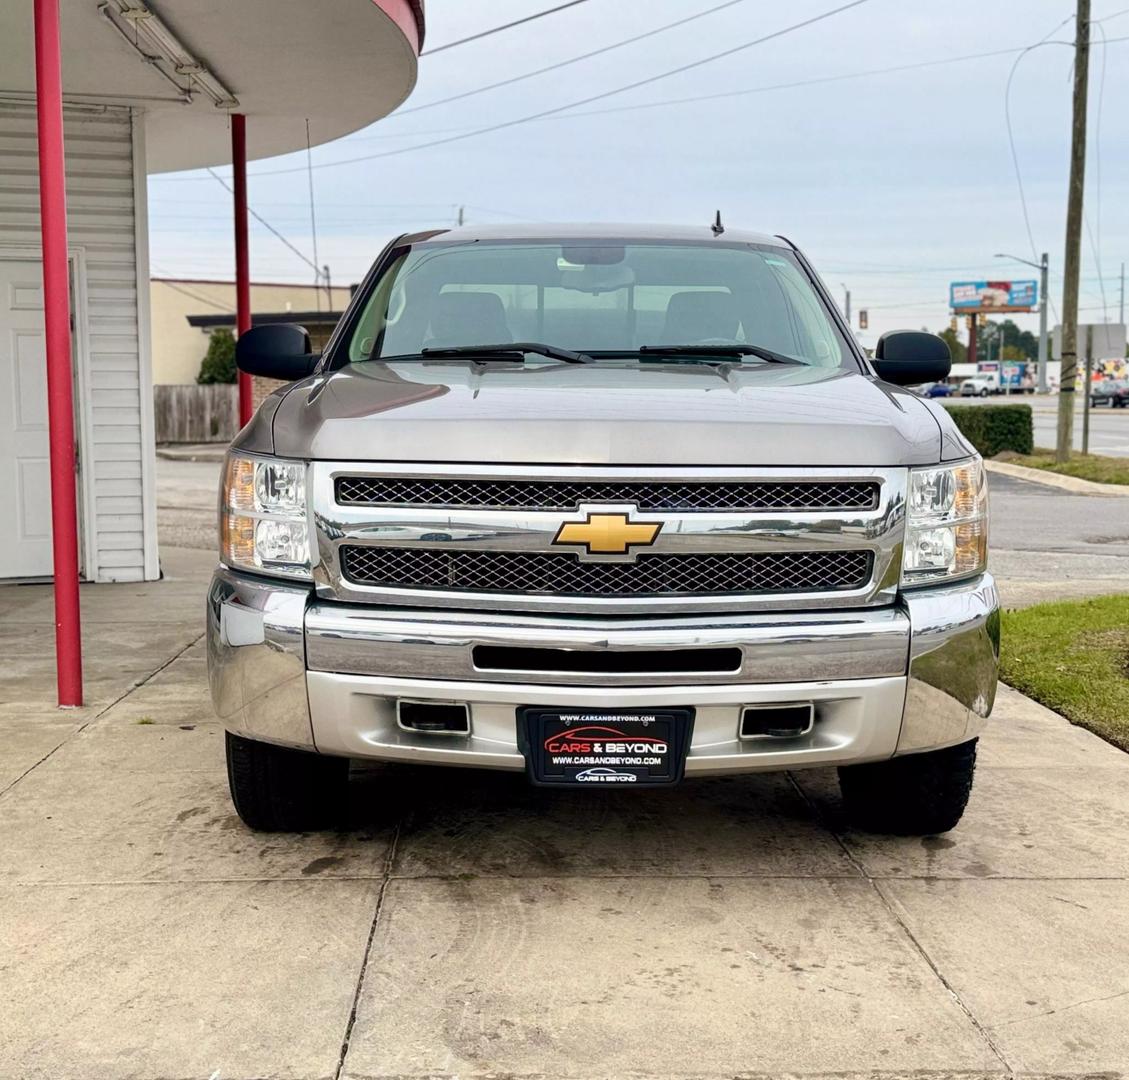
[1056,0,1089,464]
[323,264,332,311]
[457,205,465,226]
[841,285,851,325]
[994,251,1049,391]
[1120,262,1125,324]
[1038,253,1049,392]
[1082,325,1093,454]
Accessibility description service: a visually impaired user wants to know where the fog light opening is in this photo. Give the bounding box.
[397,700,471,736]
[740,703,815,740]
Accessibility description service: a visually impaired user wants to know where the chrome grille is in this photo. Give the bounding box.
[334,476,879,513]
[339,547,872,597]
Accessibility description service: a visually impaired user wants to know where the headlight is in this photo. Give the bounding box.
[221,453,312,579]
[901,458,988,585]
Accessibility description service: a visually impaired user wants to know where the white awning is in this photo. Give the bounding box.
[0,0,422,172]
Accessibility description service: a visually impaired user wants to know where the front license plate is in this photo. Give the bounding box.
[521,707,693,786]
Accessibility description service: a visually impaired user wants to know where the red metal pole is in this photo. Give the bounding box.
[232,113,253,426]
[34,0,83,707]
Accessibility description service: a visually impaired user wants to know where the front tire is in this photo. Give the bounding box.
[837,739,977,835]
[226,731,349,832]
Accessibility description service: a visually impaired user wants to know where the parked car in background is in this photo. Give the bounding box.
[960,374,1000,397]
[917,381,954,398]
[1090,380,1129,408]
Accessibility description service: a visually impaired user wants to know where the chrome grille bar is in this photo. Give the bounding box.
[335,476,879,513]
[339,547,872,596]
[312,463,907,614]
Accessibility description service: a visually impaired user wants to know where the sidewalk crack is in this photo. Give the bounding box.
[786,771,1015,1076]
[334,817,403,1080]
[990,986,1129,1030]
[0,631,203,801]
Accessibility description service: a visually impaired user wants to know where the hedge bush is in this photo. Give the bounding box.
[197,328,236,385]
[944,404,1034,456]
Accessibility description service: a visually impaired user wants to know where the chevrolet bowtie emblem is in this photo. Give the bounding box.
[553,511,662,556]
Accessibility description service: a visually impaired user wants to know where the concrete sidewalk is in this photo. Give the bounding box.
[2,548,1129,1079]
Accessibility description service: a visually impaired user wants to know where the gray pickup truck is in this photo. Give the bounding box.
[208,224,998,836]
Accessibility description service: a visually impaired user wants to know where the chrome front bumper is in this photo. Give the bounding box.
[207,569,999,774]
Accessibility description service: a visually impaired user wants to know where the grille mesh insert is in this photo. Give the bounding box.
[339,547,872,597]
[335,476,878,513]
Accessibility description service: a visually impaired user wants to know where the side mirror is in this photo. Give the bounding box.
[872,331,951,386]
[235,324,319,381]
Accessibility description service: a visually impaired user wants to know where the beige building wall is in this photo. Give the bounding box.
[150,279,353,385]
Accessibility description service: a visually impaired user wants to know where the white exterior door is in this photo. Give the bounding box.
[0,258,57,578]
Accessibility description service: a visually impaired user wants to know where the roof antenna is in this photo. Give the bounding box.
[711,210,725,237]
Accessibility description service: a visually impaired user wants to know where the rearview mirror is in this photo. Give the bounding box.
[235,324,319,382]
[872,331,951,386]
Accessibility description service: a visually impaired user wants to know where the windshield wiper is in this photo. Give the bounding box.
[637,344,803,365]
[418,342,592,364]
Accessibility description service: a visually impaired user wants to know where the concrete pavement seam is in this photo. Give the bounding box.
[785,773,1015,1075]
[334,817,404,1080]
[10,872,1129,887]
[871,878,1014,1076]
[0,631,204,802]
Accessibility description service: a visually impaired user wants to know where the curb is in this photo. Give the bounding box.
[985,458,1129,497]
[156,447,227,463]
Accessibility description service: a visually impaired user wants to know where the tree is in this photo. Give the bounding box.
[974,318,1038,364]
[938,326,967,364]
[197,328,237,384]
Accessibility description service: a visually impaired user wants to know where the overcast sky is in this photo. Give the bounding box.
[147,0,1129,348]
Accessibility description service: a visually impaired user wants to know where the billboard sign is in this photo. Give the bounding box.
[949,280,1037,313]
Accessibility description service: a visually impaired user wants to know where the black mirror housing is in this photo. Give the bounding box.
[235,324,319,381]
[872,330,951,386]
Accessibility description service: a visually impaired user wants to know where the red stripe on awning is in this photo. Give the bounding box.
[372,0,424,54]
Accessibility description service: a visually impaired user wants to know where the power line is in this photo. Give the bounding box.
[205,167,320,273]
[304,119,322,311]
[1002,15,1081,327]
[534,45,1058,123]
[151,33,1129,183]
[422,1,592,56]
[221,0,875,178]
[150,275,235,313]
[1004,17,1074,260]
[398,0,753,116]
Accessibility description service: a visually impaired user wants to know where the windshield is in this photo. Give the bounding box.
[343,241,853,368]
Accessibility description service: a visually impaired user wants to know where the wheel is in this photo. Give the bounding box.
[225,731,349,831]
[979,388,989,397]
[837,739,977,835]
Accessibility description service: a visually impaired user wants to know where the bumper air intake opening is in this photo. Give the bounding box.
[397,700,471,736]
[472,645,742,675]
[740,703,815,739]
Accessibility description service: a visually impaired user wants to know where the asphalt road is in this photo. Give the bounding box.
[943,394,1129,457]
[986,471,1129,606]
[157,456,222,552]
[159,456,1129,607]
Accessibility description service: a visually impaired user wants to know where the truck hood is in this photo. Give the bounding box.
[270,360,944,466]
